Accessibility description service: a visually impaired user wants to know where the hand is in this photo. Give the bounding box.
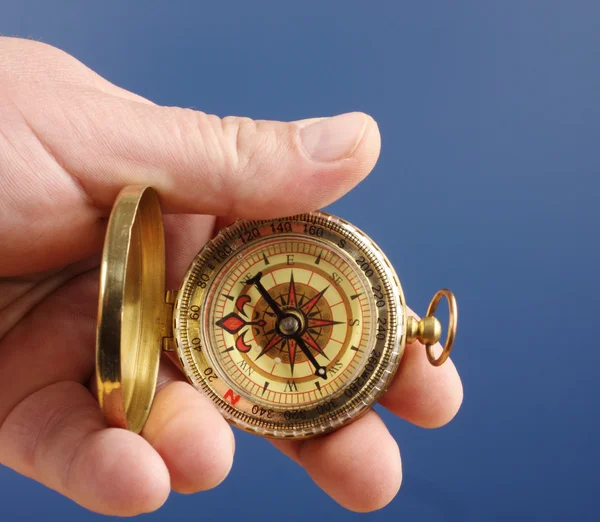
[0,37,463,516]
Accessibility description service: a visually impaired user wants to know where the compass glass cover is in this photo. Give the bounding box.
[174,212,406,438]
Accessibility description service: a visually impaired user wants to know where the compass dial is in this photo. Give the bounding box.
[175,212,406,438]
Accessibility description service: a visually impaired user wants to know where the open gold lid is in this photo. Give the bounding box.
[96,186,169,434]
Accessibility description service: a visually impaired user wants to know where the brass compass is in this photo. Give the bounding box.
[96,186,458,438]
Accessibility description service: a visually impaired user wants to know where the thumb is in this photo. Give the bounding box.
[29,94,381,217]
[4,89,380,275]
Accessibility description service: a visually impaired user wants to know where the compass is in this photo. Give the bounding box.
[96,186,458,438]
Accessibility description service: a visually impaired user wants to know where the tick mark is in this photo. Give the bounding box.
[262,381,270,396]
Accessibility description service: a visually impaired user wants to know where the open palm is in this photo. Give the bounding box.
[0,37,462,516]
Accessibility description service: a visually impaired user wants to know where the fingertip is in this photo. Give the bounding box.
[166,417,235,494]
[380,340,464,429]
[334,112,382,198]
[420,357,464,429]
[143,382,235,494]
[68,428,170,516]
[299,411,402,512]
[336,437,402,513]
[352,112,381,173]
[298,112,381,209]
[230,110,382,218]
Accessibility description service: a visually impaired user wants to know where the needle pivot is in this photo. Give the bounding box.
[279,315,301,336]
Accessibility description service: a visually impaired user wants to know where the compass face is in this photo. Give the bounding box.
[174,212,406,438]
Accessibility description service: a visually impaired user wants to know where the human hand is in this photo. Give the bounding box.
[0,37,463,516]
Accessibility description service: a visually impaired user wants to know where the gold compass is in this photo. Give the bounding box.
[96,186,458,438]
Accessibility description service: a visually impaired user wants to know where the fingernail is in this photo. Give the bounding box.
[299,113,367,162]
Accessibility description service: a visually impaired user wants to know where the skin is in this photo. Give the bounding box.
[0,37,463,516]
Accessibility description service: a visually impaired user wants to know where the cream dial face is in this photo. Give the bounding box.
[208,238,369,407]
[175,212,406,439]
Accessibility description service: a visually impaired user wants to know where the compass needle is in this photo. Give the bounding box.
[294,335,328,379]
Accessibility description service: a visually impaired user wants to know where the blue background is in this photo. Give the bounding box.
[1,1,599,521]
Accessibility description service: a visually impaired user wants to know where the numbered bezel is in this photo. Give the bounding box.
[174,211,406,439]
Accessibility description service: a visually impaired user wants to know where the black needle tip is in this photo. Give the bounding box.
[315,367,327,379]
[247,272,262,284]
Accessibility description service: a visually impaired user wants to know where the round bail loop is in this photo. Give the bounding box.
[424,289,458,367]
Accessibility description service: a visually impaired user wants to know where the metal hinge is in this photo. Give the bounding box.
[162,290,177,352]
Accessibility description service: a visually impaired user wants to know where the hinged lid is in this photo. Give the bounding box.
[96,186,169,434]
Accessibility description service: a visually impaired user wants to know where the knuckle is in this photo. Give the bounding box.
[220,116,258,169]
[166,108,245,212]
[166,106,208,142]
